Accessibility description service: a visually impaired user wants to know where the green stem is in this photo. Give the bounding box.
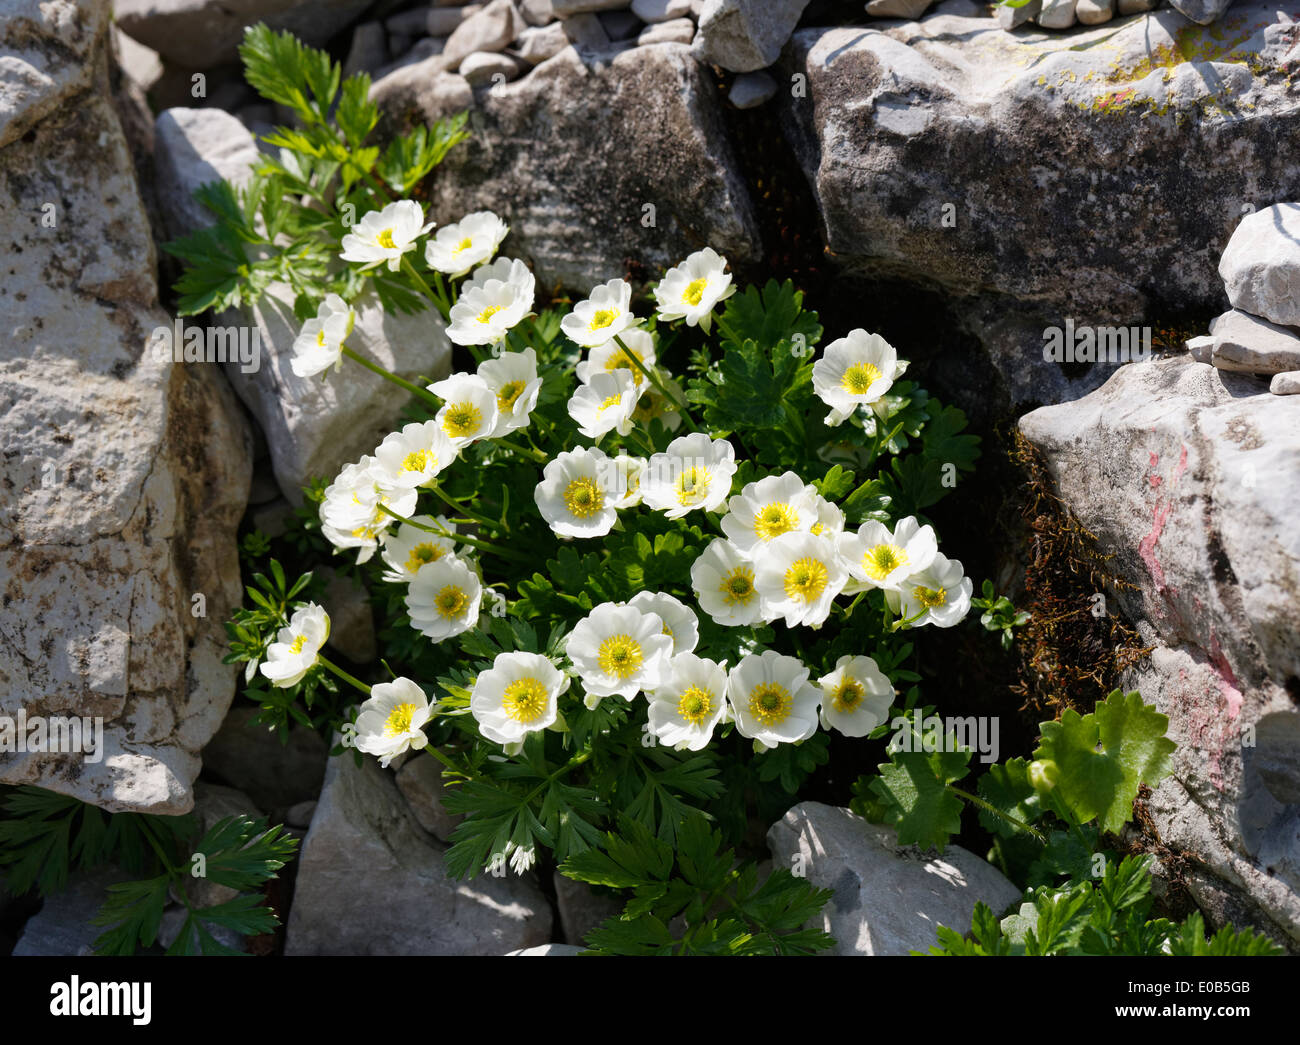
[376,504,528,562]
[317,654,372,695]
[613,333,699,434]
[496,437,548,464]
[402,255,450,319]
[946,785,1047,844]
[627,427,656,457]
[341,346,443,410]
[428,482,507,533]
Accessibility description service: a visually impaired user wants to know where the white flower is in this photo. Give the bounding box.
[406,556,482,641]
[339,200,434,272]
[567,368,640,441]
[424,211,509,277]
[354,677,433,767]
[565,601,673,704]
[447,274,533,347]
[462,256,534,297]
[808,493,845,538]
[373,421,459,490]
[646,654,729,751]
[561,278,639,348]
[885,553,974,628]
[508,844,537,874]
[534,446,625,538]
[812,329,904,426]
[654,248,736,334]
[259,603,329,687]
[631,371,684,433]
[629,591,699,655]
[691,538,765,627]
[470,650,570,749]
[753,531,848,628]
[817,656,893,738]
[478,347,543,437]
[380,515,458,583]
[319,456,418,564]
[608,453,647,508]
[290,294,355,378]
[426,372,501,446]
[720,471,820,553]
[640,432,737,519]
[727,651,821,748]
[836,516,938,593]
[575,329,656,386]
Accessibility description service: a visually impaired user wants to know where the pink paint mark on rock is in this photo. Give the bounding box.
[1172,444,1189,485]
[1148,451,1162,488]
[1139,500,1173,593]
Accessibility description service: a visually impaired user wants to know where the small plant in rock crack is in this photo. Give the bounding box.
[971,580,1031,649]
[0,787,297,956]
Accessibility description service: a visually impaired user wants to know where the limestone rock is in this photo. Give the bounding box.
[11,870,125,956]
[1037,0,1078,27]
[638,17,695,44]
[866,0,936,19]
[632,0,695,22]
[443,0,528,67]
[1075,0,1115,23]
[554,873,624,944]
[997,0,1041,27]
[1219,203,1300,329]
[767,802,1022,955]
[153,107,261,240]
[201,706,327,812]
[515,22,570,62]
[460,50,526,84]
[519,0,557,24]
[1270,370,1300,394]
[431,5,486,34]
[506,943,585,954]
[395,752,465,841]
[692,0,810,72]
[560,12,612,47]
[285,746,552,954]
[1209,308,1300,374]
[1167,0,1233,23]
[728,69,777,108]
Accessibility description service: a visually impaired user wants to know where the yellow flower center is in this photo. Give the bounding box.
[600,394,623,411]
[589,308,618,331]
[351,525,378,540]
[784,557,829,602]
[377,228,396,249]
[289,635,308,655]
[597,634,643,679]
[454,236,474,253]
[863,543,908,581]
[913,585,947,609]
[315,328,326,347]
[683,278,707,307]
[606,347,642,371]
[720,566,755,606]
[434,585,468,619]
[384,702,419,736]
[676,685,714,727]
[442,401,483,439]
[811,522,824,535]
[842,363,882,395]
[477,304,504,324]
[675,466,711,506]
[497,380,526,412]
[563,477,604,518]
[830,677,865,714]
[405,542,444,572]
[402,449,432,474]
[748,682,792,727]
[754,502,798,541]
[502,677,549,724]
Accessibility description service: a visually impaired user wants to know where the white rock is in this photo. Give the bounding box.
[865,0,936,19]
[1270,370,1300,394]
[554,0,628,12]
[728,69,777,108]
[1209,308,1300,374]
[153,108,261,240]
[692,0,811,72]
[1219,202,1300,328]
[319,567,376,663]
[460,49,526,84]
[1036,0,1077,27]
[518,0,557,24]
[113,27,164,93]
[506,943,586,954]
[1075,0,1115,22]
[430,4,486,34]
[1167,0,1231,22]
[1,0,105,149]
[767,803,1021,955]
[395,754,465,841]
[516,22,570,62]
[443,0,527,67]
[632,0,695,21]
[285,744,553,954]
[638,16,695,43]
[1186,334,1215,363]
[997,0,1041,27]
[562,12,612,46]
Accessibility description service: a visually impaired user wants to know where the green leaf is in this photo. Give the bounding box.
[975,757,1043,838]
[92,876,170,956]
[866,745,972,851]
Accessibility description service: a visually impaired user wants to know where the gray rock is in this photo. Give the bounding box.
[344,22,389,79]
[157,905,246,952]
[430,4,485,34]
[285,746,552,954]
[554,873,624,944]
[554,0,628,12]
[996,0,1041,27]
[600,9,644,40]
[377,41,759,292]
[460,49,527,84]
[561,12,612,46]
[1187,334,1215,363]
[370,59,474,124]
[154,107,262,240]
[0,8,251,815]
[638,17,695,43]
[251,497,295,539]
[1219,203,1300,328]
[632,0,695,21]
[444,0,528,66]
[11,870,125,956]
[113,27,164,93]
[319,567,377,664]
[1075,0,1115,22]
[395,754,465,841]
[173,783,263,910]
[506,943,586,954]
[1270,370,1300,394]
[202,705,327,811]
[767,802,1022,955]
[115,0,375,70]
[286,800,318,828]
[1167,0,1233,23]
[1117,0,1159,10]
[515,22,570,61]
[693,0,810,72]
[387,7,435,35]
[1209,308,1300,374]
[865,0,936,19]
[728,69,777,108]
[519,0,556,23]
[1036,0,1077,27]
[1020,355,1300,948]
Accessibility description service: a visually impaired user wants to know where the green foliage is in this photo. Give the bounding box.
[561,817,835,955]
[971,580,1031,649]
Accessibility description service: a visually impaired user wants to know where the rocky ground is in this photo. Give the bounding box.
[1,0,1296,955]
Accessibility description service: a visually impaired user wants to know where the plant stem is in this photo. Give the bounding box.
[341,346,443,410]
[402,256,450,319]
[946,785,1046,844]
[613,333,699,433]
[317,654,372,695]
[496,437,548,464]
[428,482,507,533]
[376,503,528,562]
